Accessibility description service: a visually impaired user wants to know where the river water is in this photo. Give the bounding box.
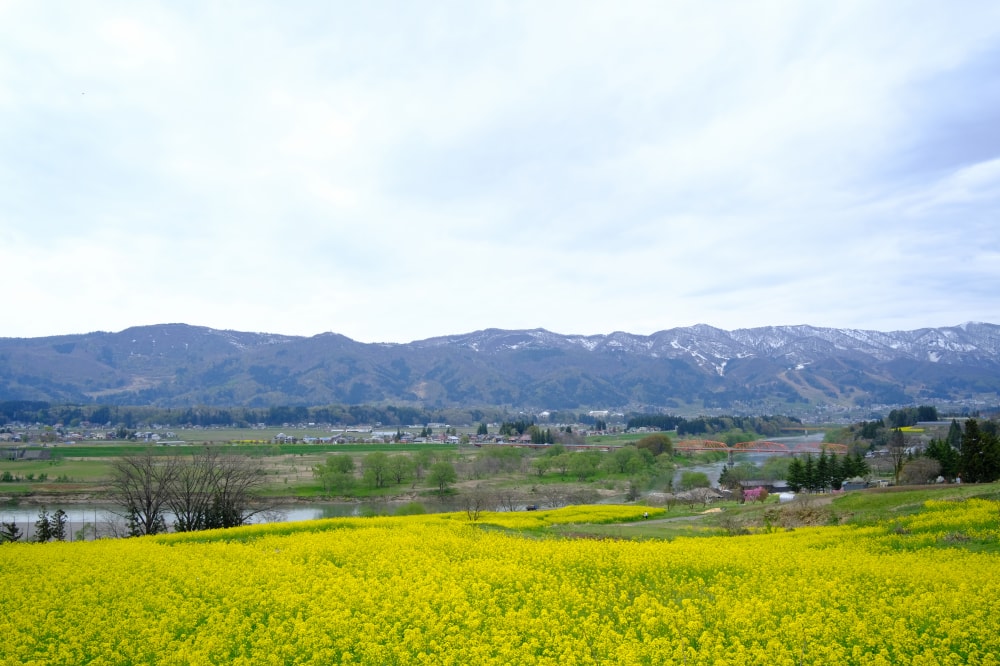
[3,433,826,540]
[670,432,827,488]
[0,493,483,540]
[0,500,465,541]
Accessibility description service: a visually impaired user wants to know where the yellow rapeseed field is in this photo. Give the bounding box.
[1,502,998,665]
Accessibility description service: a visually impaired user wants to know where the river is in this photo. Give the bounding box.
[671,432,827,488]
[0,499,468,541]
[3,433,827,539]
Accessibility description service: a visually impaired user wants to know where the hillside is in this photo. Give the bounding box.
[1,322,999,411]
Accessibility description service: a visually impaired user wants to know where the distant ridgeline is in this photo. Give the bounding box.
[1,323,1000,411]
[2,400,800,434]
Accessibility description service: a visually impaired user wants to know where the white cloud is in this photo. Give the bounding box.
[2,1,1000,341]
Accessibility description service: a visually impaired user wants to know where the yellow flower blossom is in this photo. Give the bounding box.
[0,502,997,664]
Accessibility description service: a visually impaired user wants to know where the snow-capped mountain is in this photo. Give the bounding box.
[1,323,998,411]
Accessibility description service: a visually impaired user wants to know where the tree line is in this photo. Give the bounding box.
[314,450,459,496]
[0,401,508,429]
[836,416,999,485]
[627,414,802,437]
[784,451,870,492]
[0,508,70,543]
[922,418,1000,483]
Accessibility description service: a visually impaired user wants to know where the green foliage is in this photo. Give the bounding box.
[498,420,533,437]
[34,508,53,543]
[960,419,1000,483]
[329,454,355,474]
[925,438,960,480]
[786,457,805,492]
[0,521,22,543]
[472,446,525,480]
[786,450,861,492]
[394,502,427,516]
[625,414,684,431]
[531,457,551,477]
[679,471,710,491]
[720,429,755,445]
[543,443,566,458]
[887,406,938,428]
[646,457,676,492]
[362,452,390,489]
[760,456,792,481]
[675,415,800,437]
[947,419,963,448]
[313,454,357,495]
[388,455,414,485]
[568,451,601,481]
[718,462,758,490]
[51,509,67,541]
[634,433,672,457]
[428,461,457,494]
[823,426,851,445]
[412,449,436,480]
[528,426,554,444]
[606,446,648,475]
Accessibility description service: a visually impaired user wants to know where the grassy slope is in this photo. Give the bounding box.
[552,483,1000,545]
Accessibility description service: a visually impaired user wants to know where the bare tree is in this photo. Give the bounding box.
[887,429,908,486]
[463,485,493,521]
[494,487,523,512]
[204,453,270,528]
[900,457,941,485]
[109,450,180,536]
[536,486,568,509]
[167,449,223,532]
[110,449,270,535]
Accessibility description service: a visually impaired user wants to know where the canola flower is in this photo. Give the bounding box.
[1,501,998,665]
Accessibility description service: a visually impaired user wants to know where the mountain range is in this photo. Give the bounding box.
[2,323,999,413]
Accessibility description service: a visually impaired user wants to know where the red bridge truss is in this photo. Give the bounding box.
[676,440,848,455]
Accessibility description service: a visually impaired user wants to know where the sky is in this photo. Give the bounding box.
[2,1,999,343]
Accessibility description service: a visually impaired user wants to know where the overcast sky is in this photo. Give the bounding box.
[2,2,999,343]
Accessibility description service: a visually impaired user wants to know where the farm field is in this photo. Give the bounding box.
[2,494,999,664]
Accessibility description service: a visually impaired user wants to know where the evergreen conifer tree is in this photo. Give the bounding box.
[51,509,67,541]
[803,454,817,492]
[34,509,53,543]
[925,438,960,480]
[0,521,22,543]
[947,419,963,450]
[960,419,1000,483]
[786,456,805,492]
[816,450,831,491]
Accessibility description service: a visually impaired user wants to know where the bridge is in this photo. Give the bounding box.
[676,439,848,462]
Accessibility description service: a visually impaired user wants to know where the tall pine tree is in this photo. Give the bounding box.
[816,450,831,491]
[786,457,805,492]
[925,438,960,480]
[34,509,53,543]
[947,419,963,450]
[51,509,67,541]
[960,419,1000,483]
[803,454,818,492]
